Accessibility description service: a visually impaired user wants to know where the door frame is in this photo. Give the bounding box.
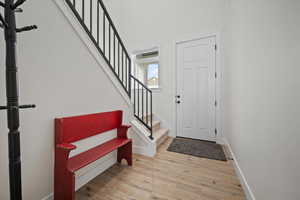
[174,33,222,143]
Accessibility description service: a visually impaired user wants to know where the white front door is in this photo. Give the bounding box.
[176,36,217,141]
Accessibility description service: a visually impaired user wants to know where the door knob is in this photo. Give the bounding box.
[176,101,181,104]
[176,95,181,99]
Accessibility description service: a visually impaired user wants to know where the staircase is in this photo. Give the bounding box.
[131,113,169,156]
[63,0,169,155]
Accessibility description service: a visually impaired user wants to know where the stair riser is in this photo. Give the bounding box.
[156,134,169,149]
[153,122,161,132]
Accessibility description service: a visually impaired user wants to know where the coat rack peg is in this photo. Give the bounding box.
[15,8,23,13]
[16,25,37,33]
[11,0,26,10]
[0,106,8,110]
[0,13,8,28]
[0,104,36,110]
[0,2,5,8]
[19,104,36,109]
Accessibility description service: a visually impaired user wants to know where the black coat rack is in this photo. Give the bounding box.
[0,0,37,199]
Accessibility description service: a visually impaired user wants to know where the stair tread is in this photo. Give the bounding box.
[143,113,152,118]
[153,120,160,126]
[153,128,168,141]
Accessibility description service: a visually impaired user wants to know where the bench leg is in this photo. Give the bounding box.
[54,170,75,200]
[117,141,132,166]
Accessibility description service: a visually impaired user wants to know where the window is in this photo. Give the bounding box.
[147,63,159,88]
[133,49,160,89]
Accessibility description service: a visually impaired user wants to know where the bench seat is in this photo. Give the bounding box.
[68,138,131,172]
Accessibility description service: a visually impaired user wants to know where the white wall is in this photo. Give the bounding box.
[103,0,122,30]
[0,0,130,199]
[119,0,228,137]
[223,0,300,199]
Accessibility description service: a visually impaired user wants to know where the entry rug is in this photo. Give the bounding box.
[167,137,227,161]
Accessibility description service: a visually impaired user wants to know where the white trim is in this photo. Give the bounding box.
[133,146,155,157]
[222,138,256,200]
[174,33,222,142]
[52,0,132,106]
[130,120,156,157]
[135,57,159,64]
[41,193,53,200]
[132,46,159,55]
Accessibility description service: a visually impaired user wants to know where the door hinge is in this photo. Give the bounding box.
[214,44,217,51]
[215,100,217,107]
[215,128,218,135]
[215,72,217,78]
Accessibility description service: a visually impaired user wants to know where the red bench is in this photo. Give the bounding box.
[54,110,132,200]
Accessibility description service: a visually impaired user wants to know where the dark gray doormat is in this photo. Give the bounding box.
[167,137,227,161]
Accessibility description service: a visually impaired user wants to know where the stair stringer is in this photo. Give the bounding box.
[52,0,131,106]
[129,120,156,157]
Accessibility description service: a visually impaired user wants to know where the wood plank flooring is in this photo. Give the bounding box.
[76,137,246,200]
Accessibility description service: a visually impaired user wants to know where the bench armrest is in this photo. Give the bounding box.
[55,143,77,172]
[117,125,131,139]
[57,143,77,151]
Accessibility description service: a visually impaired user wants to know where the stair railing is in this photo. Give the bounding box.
[131,75,153,139]
[65,0,153,139]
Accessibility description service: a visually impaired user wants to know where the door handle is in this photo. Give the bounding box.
[176,95,181,99]
[176,101,181,104]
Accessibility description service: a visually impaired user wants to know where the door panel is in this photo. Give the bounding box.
[176,37,216,141]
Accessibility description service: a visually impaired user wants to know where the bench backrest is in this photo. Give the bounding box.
[55,110,123,144]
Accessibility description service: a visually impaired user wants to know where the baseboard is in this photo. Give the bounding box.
[41,193,53,200]
[222,138,256,200]
[41,154,117,200]
[133,145,155,157]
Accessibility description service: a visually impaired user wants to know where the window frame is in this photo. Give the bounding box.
[132,47,161,91]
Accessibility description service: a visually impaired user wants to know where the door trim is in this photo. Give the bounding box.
[174,33,222,143]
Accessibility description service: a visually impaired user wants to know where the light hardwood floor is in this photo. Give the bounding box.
[76,137,246,200]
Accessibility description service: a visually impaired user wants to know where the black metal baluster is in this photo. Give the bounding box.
[118,42,120,77]
[128,58,131,97]
[122,50,124,83]
[90,0,92,32]
[133,78,136,115]
[150,92,153,139]
[125,57,127,91]
[146,90,148,125]
[113,33,115,70]
[73,0,76,8]
[138,84,140,118]
[134,79,136,115]
[109,25,111,64]
[97,2,99,44]
[142,87,144,121]
[82,0,85,22]
[103,13,105,55]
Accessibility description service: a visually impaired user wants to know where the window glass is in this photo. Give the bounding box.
[147,63,159,88]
